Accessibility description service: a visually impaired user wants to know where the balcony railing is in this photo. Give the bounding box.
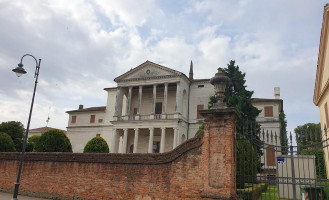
[113,113,185,121]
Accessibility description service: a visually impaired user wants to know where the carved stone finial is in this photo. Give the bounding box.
[209,67,230,108]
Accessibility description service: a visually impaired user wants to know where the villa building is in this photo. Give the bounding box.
[66,60,283,162]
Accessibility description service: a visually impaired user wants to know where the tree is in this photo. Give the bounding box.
[26,135,41,152]
[34,129,72,152]
[295,123,321,148]
[83,136,109,153]
[0,132,16,152]
[207,60,262,188]
[279,112,288,154]
[0,121,25,151]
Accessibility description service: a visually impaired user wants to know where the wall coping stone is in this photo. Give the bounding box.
[0,132,203,165]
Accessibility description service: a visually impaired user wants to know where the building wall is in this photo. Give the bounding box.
[0,107,238,200]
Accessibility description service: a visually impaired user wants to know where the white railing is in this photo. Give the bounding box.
[114,113,185,121]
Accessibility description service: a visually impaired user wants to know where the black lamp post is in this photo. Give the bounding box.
[12,54,41,200]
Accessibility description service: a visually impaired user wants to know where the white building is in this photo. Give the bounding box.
[66,61,283,155]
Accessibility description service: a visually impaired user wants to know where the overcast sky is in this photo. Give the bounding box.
[0,0,326,136]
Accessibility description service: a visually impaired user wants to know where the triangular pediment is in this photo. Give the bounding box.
[114,61,183,82]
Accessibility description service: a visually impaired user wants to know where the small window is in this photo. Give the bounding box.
[96,133,101,137]
[71,116,76,123]
[133,108,137,115]
[90,115,96,123]
[98,119,103,123]
[197,104,204,119]
[264,106,273,117]
[153,141,160,153]
[198,85,204,88]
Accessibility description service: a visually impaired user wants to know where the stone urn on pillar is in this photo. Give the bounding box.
[199,67,240,199]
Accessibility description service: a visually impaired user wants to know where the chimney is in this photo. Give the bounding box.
[79,104,84,110]
[274,87,280,99]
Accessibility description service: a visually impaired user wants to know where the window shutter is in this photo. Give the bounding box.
[264,106,273,117]
[197,105,204,119]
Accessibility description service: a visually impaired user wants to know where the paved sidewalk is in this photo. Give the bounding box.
[0,192,46,200]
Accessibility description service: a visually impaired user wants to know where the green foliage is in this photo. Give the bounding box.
[236,139,258,189]
[195,122,204,136]
[26,135,41,152]
[295,123,321,147]
[237,183,267,200]
[0,132,16,152]
[208,95,217,109]
[0,121,25,151]
[83,136,109,153]
[279,112,288,155]
[34,129,72,152]
[301,148,327,179]
[223,61,261,130]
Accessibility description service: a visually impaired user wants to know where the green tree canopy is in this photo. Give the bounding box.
[0,121,25,151]
[26,135,41,152]
[295,123,321,147]
[0,132,16,152]
[34,129,72,152]
[84,136,109,153]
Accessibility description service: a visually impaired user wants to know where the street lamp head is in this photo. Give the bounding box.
[12,63,27,77]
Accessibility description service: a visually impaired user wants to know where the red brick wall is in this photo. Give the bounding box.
[0,108,239,200]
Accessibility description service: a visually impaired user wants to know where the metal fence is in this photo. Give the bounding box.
[236,126,329,200]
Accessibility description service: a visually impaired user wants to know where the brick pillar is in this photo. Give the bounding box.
[199,107,240,200]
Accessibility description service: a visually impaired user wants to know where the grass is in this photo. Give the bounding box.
[259,186,289,200]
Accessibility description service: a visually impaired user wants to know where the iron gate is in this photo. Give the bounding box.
[236,127,329,200]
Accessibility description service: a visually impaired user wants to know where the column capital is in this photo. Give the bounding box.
[123,128,128,131]
[139,85,143,89]
[161,127,166,130]
[149,127,154,131]
[134,128,139,131]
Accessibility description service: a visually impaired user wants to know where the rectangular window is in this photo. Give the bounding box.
[198,85,204,88]
[71,116,76,123]
[153,141,160,153]
[155,102,162,114]
[266,145,275,166]
[133,108,137,115]
[325,103,329,127]
[96,133,101,137]
[98,119,103,123]
[90,115,95,123]
[264,106,273,117]
[197,104,204,119]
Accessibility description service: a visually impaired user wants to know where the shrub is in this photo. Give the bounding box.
[26,135,41,152]
[0,121,25,151]
[34,129,72,152]
[84,136,109,153]
[237,183,267,200]
[0,132,16,152]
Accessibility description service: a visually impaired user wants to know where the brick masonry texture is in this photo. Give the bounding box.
[0,108,239,200]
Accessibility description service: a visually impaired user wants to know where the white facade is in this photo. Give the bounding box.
[66,61,283,154]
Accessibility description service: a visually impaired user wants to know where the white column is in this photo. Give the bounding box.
[125,86,132,116]
[133,128,139,153]
[160,127,166,153]
[175,82,181,113]
[114,87,122,116]
[121,128,128,153]
[148,128,154,153]
[152,84,157,114]
[111,129,118,153]
[173,127,178,149]
[137,86,143,115]
[163,83,168,114]
[177,128,181,146]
